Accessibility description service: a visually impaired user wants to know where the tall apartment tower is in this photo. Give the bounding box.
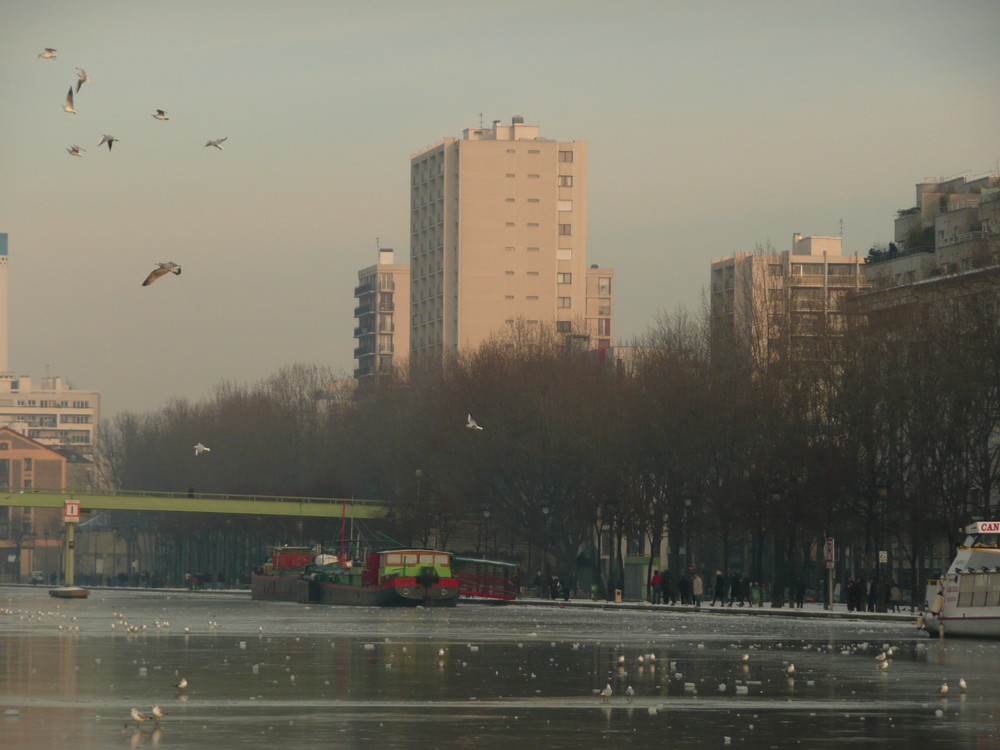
[409,116,612,368]
[354,248,410,381]
[711,234,869,363]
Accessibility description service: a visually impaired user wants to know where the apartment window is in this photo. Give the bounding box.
[505,198,515,203]
[556,321,572,333]
[558,175,574,187]
[528,174,540,179]
[558,224,572,236]
[597,318,611,336]
[558,151,573,162]
[527,296,539,301]
[505,246,515,252]
[505,295,514,300]
[24,458,32,471]
[527,198,539,203]
[0,443,8,450]
[528,247,539,252]
[557,200,573,211]
[768,264,783,276]
[505,173,515,178]
[598,302,611,316]
[528,149,540,154]
[598,277,612,295]
[527,271,539,276]
[505,271,515,275]
[557,273,572,284]
[505,222,515,227]
[557,297,572,308]
[527,222,539,227]
[506,148,516,153]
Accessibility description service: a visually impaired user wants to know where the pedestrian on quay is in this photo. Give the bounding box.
[561,574,573,601]
[549,573,560,600]
[650,570,662,604]
[741,573,752,607]
[728,572,742,606]
[711,570,725,606]
[691,571,703,607]
[678,572,690,604]
[534,571,545,599]
[662,570,675,605]
[794,577,806,608]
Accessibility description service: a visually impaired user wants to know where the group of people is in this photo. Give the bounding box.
[650,570,762,607]
[533,571,573,601]
[844,577,904,612]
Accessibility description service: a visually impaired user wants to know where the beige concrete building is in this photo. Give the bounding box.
[409,116,613,368]
[354,248,410,381]
[711,234,870,363]
[863,172,999,292]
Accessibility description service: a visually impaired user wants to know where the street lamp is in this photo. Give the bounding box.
[680,486,695,571]
[875,472,890,613]
[541,502,551,575]
[769,483,783,607]
[481,504,491,557]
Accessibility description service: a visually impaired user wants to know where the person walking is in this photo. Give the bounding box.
[711,571,725,606]
[651,570,662,604]
[662,570,675,605]
[534,572,545,599]
[691,572,703,607]
[728,572,741,606]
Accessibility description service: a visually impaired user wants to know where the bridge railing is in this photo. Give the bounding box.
[9,488,391,508]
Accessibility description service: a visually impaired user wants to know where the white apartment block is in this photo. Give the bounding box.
[354,248,410,381]
[408,116,613,368]
[863,172,1000,291]
[711,234,870,362]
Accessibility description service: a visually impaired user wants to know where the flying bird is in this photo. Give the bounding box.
[142,262,181,286]
[194,442,210,456]
[466,414,483,430]
[66,145,85,157]
[63,88,76,114]
[152,109,169,120]
[38,48,57,59]
[98,134,118,151]
[204,137,227,149]
[75,68,90,92]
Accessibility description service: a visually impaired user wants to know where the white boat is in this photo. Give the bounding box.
[921,520,1000,638]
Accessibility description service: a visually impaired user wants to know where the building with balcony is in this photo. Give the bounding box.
[711,234,870,364]
[863,172,1000,291]
[353,247,410,381]
[409,116,613,369]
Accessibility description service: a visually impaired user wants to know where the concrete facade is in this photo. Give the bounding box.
[711,234,870,362]
[354,248,410,381]
[408,116,612,369]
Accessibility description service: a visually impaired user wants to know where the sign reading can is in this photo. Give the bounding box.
[966,521,1000,534]
[63,500,81,523]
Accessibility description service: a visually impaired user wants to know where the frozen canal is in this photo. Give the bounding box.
[2,588,999,749]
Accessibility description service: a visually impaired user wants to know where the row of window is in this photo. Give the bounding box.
[14,401,91,408]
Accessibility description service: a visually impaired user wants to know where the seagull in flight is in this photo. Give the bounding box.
[466,414,483,430]
[98,134,119,151]
[194,442,210,456]
[75,68,90,92]
[63,88,76,114]
[38,48,57,59]
[204,137,227,149]
[142,262,181,286]
[152,109,169,120]
[66,145,85,157]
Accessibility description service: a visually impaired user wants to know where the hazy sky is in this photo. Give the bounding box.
[2,1,998,418]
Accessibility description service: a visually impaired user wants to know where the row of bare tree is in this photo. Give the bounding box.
[99,273,1000,600]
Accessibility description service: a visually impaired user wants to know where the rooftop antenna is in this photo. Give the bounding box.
[479,112,483,128]
[376,236,381,250]
[839,218,843,238]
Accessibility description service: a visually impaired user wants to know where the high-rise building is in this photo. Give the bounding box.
[353,248,410,381]
[711,234,870,363]
[408,116,612,368]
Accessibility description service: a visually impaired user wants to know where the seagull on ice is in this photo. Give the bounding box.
[204,137,227,149]
[152,109,169,120]
[959,678,967,692]
[75,68,90,92]
[38,48,57,59]
[786,663,795,676]
[63,87,76,114]
[98,134,118,151]
[625,685,635,702]
[466,414,483,430]
[142,262,181,286]
[150,704,166,723]
[66,145,85,157]
[130,707,150,727]
[194,442,210,456]
[939,681,948,695]
[600,683,613,703]
[174,677,188,691]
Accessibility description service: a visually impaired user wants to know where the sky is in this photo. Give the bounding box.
[2,1,998,419]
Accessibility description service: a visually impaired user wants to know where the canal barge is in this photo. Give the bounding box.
[921,520,1000,638]
[251,546,460,607]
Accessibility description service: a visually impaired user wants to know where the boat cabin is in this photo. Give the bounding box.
[363,549,452,585]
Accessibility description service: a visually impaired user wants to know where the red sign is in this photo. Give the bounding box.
[687,563,695,573]
[64,500,81,523]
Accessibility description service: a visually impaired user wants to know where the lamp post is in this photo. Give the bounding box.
[874,472,890,613]
[541,502,551,575]
[481,504,491,558]
[415,469,425,547]
[680,486,695,571]
[769,483,784,607]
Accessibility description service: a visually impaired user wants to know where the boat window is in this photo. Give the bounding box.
[436,554,449,566]
[403,553,419,565]
[386,553,401,565]
[420,553,434,564]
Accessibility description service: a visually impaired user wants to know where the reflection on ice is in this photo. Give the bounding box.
[1,588,1000,748]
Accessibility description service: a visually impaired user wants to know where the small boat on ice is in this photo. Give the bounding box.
[921,520,1000,638]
